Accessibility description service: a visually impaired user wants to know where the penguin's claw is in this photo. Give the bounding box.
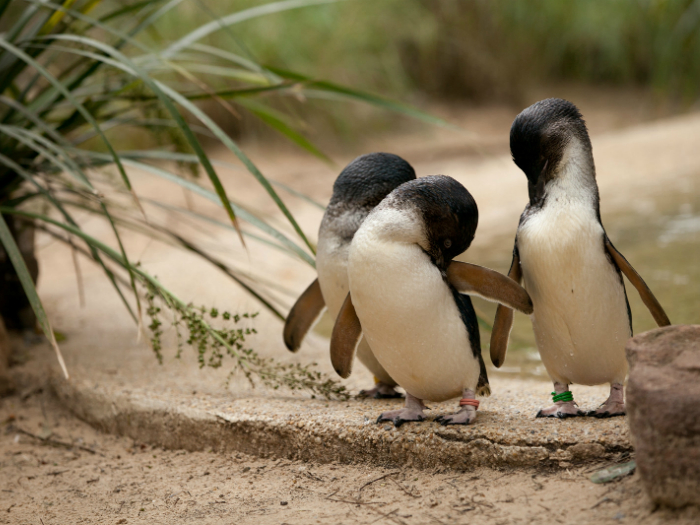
[435,408,477,426]
[587,384,625,418]
[376,408,425,427]
[358,383,404,399]
[587,402,625,418]
[536,402,585,419]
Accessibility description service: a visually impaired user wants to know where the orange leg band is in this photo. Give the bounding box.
[459,398,480,409]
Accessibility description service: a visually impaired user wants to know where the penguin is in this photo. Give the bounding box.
[284,152,416,398]
[330,175,533,426]
[491,98,671,418]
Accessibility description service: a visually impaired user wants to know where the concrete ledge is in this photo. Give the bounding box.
[48,373,632,471]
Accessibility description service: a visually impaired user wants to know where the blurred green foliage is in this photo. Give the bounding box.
[158,0,700,107]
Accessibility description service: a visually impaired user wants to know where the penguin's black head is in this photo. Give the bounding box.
[391,175,478,270]
[330,152,416,210]
[510,98,593,205]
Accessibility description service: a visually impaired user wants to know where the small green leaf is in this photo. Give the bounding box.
[0,214,68,379]
[590,461,636,484]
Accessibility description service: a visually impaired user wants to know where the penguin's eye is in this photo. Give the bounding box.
[443,239,452,249]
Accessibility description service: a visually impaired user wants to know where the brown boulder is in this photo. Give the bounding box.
[626,325,700,508]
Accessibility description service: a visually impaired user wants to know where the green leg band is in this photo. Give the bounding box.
[552,390,573,403]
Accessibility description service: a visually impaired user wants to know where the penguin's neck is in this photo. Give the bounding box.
[319,205,369,246]
[362,204,426,249]
[540,140,599,214]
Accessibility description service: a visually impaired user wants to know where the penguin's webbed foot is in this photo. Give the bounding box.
[536,402,584,419]
[376,409,425,428]
[435,407,477,426]
[358,382,404,400]
[588,402,625,418]
[376,393,425,427]
[587,383,625,418]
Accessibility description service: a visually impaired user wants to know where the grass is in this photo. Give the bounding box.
[0,0,443,398]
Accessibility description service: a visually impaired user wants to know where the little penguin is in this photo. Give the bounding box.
[491,98,671,418]
[284,152,416,398]
[330,175,533,426]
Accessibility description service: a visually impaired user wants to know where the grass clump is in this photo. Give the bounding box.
[2,0,426,398]
[145,284,348,400]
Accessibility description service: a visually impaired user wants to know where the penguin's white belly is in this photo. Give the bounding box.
[348,239,479,402]
[316,234,395,384]
[518,205,630,386]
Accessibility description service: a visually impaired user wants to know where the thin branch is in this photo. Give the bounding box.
[14,427,102,456]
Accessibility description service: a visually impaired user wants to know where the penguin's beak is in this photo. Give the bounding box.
[527,159,548,204]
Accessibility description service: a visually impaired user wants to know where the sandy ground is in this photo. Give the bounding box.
[3,392,700,525]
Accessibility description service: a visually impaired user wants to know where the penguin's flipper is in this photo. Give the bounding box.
[330,293,362,379]
[447,261,533,314]
[490,246,523,368]
[283,279,326,352]
[604,236,671,327]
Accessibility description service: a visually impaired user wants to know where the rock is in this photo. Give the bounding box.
[626,325,700,508]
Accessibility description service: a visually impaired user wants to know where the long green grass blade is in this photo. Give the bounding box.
[0,207,253,366]
[143,198,304,259]
[0,213,68,379]
[0,0,12,20]
[0,151,138,321]
[23,3,334,255]
[267,66,461,130]
[38,30,315,255]
[93,149,327,210]
[237,98,331,163]
[0,59,143,319]
[158,230,285,320]
[76,150,316,266]
[162,0,345,59]
[58,196,295,310]
[0,94,68,145]
[187,42,275,75]
[0,36,138,197]
[41,33,245,245]
[0,124,91,189]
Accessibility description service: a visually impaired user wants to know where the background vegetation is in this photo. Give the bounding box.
[153,0,700,140]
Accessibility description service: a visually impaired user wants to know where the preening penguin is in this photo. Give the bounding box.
[283,152,416,398]
[494,98,671,418]
[331,176,533,426]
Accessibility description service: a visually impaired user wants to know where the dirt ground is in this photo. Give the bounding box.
[2,392,698,525]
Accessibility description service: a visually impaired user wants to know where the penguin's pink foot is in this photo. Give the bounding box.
[536,383,584,419]
[359,382,403,399]
[376,393,425,428]
[435,389,479,426]
[588,383,626,418]
[435,407,477,426]
[536,402,584,419]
